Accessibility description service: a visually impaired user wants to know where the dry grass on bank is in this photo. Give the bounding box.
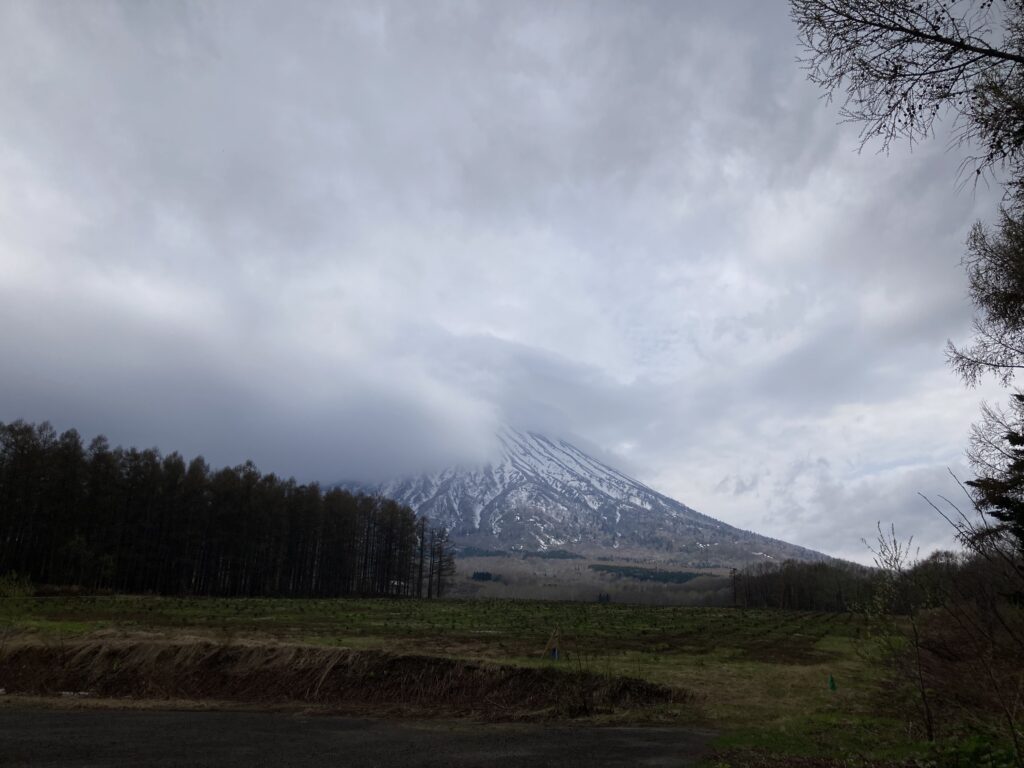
[0,636,693,721]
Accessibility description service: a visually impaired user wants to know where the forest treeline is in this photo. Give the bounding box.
[732,558,875,612]
[731,551,1015,615]
[0,420,454,598]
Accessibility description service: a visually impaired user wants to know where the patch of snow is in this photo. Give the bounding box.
[363,426,821,564]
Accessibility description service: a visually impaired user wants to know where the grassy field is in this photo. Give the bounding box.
[0,596,929,765]
[451,553,731,604]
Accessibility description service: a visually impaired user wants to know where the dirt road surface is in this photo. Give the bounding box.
[0,707,712,767]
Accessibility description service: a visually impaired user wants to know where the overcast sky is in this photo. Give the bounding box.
[0,1,1007,562]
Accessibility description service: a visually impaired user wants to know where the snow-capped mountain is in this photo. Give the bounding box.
[366,428,827,566]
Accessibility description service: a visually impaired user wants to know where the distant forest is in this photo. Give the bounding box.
[0,421,454,598]
[732,559,876,612]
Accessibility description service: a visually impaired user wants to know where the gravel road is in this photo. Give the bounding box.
[0,707,712,767]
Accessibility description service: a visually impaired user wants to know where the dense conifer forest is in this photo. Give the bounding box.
[0,421,454,598]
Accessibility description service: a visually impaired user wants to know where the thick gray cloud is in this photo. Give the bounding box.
[0,0,1005,562]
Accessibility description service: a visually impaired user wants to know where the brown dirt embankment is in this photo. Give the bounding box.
[0,638,693,719]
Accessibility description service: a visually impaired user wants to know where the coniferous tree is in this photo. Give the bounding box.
[0,421,454,598]
[792,0,1024,553]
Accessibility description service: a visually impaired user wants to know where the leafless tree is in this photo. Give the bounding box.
[864,523,937,742]
[792,0,1024,178]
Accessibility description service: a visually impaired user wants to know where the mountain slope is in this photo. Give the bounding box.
[370,428,827,567]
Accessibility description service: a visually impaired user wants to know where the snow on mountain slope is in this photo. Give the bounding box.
[368,428,828,566]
